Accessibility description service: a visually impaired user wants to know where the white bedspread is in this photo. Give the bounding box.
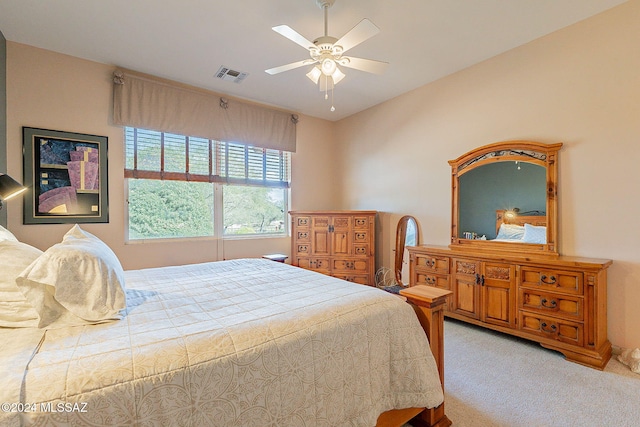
[0,258,443,426]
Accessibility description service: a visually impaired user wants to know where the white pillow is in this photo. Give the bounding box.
[523,223,547,244]
[496,223,525,240]
[0,224,18,242]
[0,240,41,327]
[17,224,126,328]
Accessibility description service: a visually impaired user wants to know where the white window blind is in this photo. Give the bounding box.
[125,128,290,188]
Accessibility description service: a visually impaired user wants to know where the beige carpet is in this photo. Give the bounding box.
[440,319,640,427]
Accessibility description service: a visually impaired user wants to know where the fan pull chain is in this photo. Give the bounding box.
[324,74,329,100]
[330,85,335,112]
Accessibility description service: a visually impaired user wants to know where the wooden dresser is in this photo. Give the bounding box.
[290,210,376,286]
[409,245,612,369]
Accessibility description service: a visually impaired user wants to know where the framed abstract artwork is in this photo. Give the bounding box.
[23,127,109,224]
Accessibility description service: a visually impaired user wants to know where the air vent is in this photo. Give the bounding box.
[215,66,249,84]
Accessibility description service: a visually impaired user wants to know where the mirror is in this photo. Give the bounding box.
[458,162,547,239]
[395,215,420,285]
[449,141,562,255]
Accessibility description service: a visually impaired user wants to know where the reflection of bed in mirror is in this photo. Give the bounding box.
[494,209,547,243]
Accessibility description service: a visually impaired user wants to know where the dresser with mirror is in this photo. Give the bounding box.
[408,141,612,369]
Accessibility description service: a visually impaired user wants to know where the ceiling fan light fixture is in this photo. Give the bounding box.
[331,67,345,84]
[306,66,322,84]
[266,0,387,112]
[321,58,337,75]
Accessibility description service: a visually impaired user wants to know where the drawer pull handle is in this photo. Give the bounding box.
[541,298,558,309]
[540,275,557,285]
[426,258,436,268]
[541,322,558,334]
[426,276,436,285]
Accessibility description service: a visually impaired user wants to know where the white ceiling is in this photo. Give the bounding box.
[0,0,626,121]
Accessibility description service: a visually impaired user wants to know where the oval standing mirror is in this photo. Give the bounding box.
[449,141,562,255]
[395,215,420,285]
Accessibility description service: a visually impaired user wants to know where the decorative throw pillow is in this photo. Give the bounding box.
[0,224,19,242]
[496,223,525,240]
[16,224,127,328]
[522,223,547,244]
[0,240,41,327]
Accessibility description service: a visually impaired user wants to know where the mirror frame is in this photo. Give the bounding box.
[395,215,420,284]
[449,140,562,256]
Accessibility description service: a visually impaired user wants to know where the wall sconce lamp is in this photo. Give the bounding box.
[0,174,28,210]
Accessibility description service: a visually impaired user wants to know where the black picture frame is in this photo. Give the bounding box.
[23,127,109,224]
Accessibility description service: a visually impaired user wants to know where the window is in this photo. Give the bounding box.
[125,128,290,240]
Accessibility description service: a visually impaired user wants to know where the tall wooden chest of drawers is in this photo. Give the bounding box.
[409,244,612,369]
[290,211,376,286]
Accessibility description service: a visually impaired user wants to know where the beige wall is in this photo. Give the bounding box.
[335,0,640,350]
[4,42,339,270]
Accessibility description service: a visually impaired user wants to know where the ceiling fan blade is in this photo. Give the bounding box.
[272,25,316,51]
[340,56,388,74]
[334,18,380,54]
[265,59,316,75]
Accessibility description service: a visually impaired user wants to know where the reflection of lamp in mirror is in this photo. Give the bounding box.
[0,174,28,210]
[504,208,520,220]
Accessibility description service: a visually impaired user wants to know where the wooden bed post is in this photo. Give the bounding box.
[399,285,452,427]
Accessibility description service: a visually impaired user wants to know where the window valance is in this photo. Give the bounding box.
[113,69,297,152]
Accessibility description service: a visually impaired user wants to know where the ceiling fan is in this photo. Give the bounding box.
[265,0,388,111]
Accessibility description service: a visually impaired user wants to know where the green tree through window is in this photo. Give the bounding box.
[125,127,290,240]
[128,180,214,239]
[223,186,285,234]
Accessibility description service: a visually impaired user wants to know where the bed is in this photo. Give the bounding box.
[0,225,449,427]
[494,209,547,243]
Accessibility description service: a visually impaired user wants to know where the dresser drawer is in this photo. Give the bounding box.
[295,257,330,274]
[353,216,371,229]
[416,272,451,310]
[333,274,370,285]
[294,216,311,228]
[295,230,311,241]
[353,244,369,256]
[295,243,310,256]
[519,311,583,347]
[520,267,583,295]
[415,254,450,274]
[332,258,368,273]
[415,272,450,290]
[520,289,583,320]
[353,231,370,243]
